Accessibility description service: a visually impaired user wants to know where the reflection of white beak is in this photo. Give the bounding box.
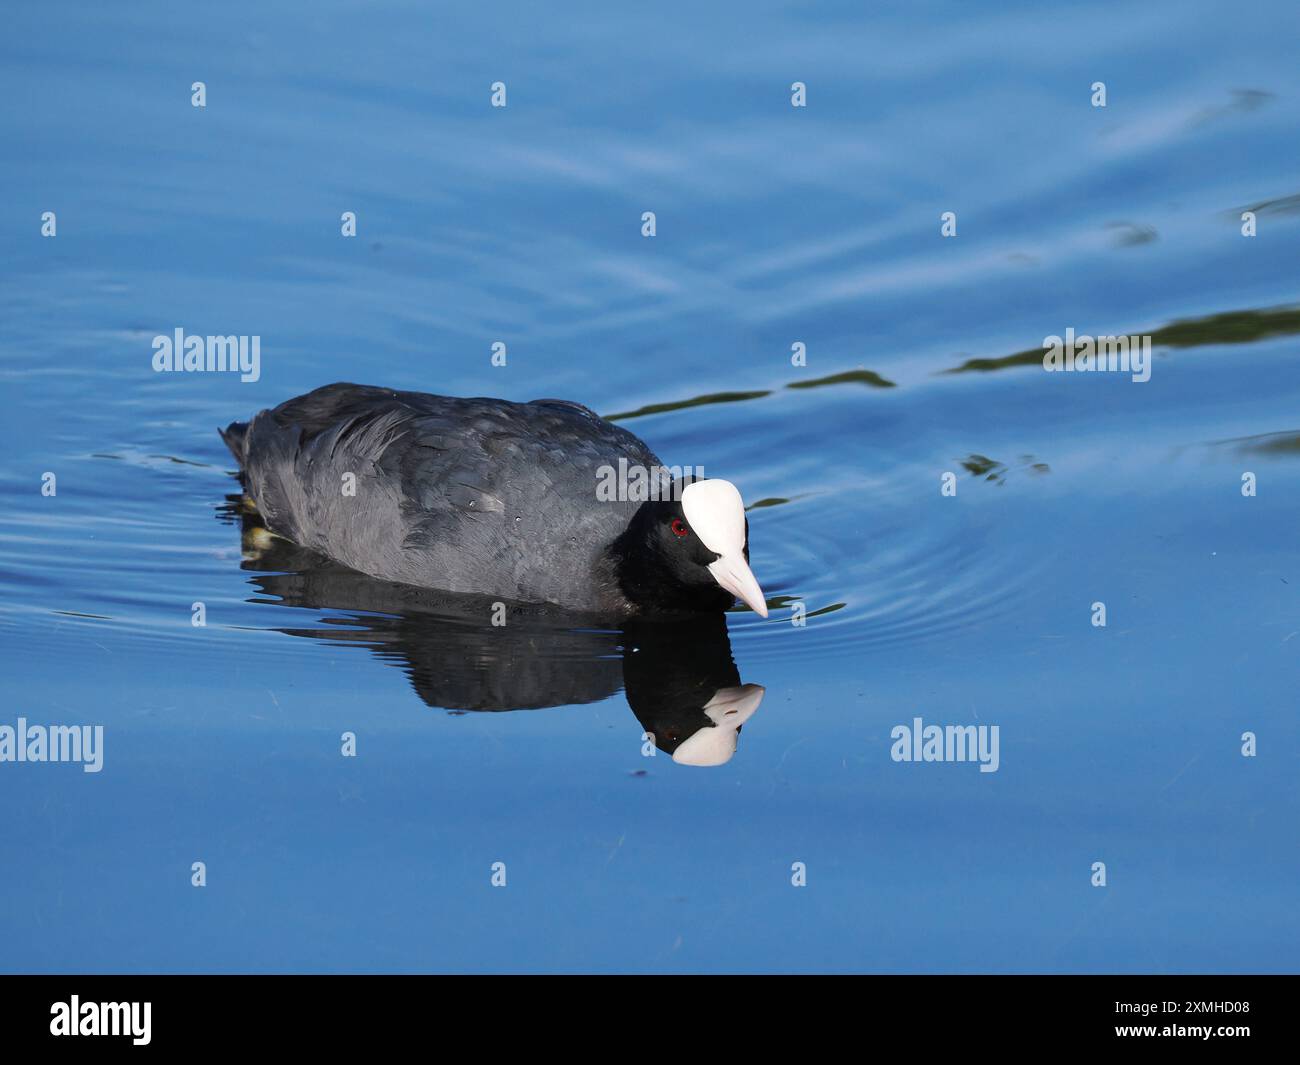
[681,479,769,618]
[672,684,765,766]
[707,553,768,618]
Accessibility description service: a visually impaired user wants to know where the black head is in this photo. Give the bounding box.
[607,480,767,616]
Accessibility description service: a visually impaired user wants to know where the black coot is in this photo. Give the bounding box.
[220,383,768,617]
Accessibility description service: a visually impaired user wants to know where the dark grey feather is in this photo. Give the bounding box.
[223,383,663,612]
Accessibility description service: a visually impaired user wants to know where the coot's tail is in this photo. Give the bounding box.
[219,420,249,468]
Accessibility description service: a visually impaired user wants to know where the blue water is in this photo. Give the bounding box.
[2,0,1298,973]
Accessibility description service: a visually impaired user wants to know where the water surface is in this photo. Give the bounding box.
[1,0,1298,973]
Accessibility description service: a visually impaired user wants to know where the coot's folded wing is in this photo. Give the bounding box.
[229,382,662,609]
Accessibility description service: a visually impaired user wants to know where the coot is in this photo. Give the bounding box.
[220,383,768,617]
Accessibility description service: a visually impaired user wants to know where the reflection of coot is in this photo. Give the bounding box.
[226,496,763,762]
[246,559,625,712]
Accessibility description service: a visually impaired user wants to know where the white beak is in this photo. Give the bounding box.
[707,553,769,618]
[681,479,769,618]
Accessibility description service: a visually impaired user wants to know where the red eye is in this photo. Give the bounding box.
[671,518,689,538]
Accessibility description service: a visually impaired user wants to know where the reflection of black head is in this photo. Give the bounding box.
[621,613,740,755]
[223,495,762,759]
